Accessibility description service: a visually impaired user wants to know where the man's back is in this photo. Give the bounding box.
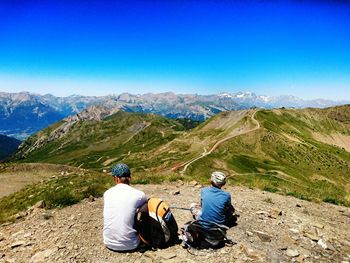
[103,184,147,251]
[199,186,231,227]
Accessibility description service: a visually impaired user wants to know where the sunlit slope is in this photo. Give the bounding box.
[14,106,350,206]
[15,111,187,168]
[185,106,350,206]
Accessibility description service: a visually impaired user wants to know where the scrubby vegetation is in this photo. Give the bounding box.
[0,169,112,223]
[9,106,350,208]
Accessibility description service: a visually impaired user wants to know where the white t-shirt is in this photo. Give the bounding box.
[103,183,147,251]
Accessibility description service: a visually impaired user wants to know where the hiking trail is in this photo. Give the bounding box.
[180,110,260,174]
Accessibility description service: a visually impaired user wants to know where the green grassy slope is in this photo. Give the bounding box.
[15,111,189,169]
[12,106,350,206]
[185,106,350,206]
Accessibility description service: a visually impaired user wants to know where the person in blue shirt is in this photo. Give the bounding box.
[190,171,235,228]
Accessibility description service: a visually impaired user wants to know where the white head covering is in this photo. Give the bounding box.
[211,171,226,186]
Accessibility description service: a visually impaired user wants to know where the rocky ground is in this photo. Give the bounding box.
[0,182,350,263]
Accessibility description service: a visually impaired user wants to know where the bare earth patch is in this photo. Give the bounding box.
[281,133,302,143]
[0,164,76,198]
[0,183,349,263]
[312,132,350,152]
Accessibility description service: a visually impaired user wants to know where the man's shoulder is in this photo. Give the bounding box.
[104,184,146,199]
[104,186,115,196]
[201,186,211,195]
[221,189,231,200]
[128,185,146,197]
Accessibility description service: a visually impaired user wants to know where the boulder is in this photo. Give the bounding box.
[286,248,300,257]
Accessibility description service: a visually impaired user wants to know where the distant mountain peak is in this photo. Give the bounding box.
[1,91,349,139]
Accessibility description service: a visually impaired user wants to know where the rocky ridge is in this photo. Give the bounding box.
[0,183,349,263]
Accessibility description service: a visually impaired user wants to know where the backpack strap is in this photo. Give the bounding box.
[155,199,163,223]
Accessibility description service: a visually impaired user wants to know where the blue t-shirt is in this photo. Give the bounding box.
[199,186,232,228]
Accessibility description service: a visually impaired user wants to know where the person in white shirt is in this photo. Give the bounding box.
[103,163,147,252]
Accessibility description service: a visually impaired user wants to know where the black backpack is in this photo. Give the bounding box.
[180,220,232,249]
[136,198,179,248]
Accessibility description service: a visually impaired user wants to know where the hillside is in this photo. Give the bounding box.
[0,182,349,262]
[0,163,85,199]
[13,106,350,206]
[14,111,189,169]
[2,91,349,139]
[0,135,21,161]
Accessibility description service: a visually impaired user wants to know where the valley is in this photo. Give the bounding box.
[1,105,350,262]
[11,105,350,207]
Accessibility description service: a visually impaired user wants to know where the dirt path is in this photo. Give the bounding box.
[180,110,260,174]
[0,183,349,263]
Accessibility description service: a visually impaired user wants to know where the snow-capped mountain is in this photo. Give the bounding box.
[0,91,348,139]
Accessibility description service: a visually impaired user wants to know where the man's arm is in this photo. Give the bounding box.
[137,192,148,212]
[225,194,235,214]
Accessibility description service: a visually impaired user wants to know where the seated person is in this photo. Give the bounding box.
[191,171,235,228]
[103,163,147,252]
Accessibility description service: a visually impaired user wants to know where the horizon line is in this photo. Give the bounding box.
[1,90,349,103]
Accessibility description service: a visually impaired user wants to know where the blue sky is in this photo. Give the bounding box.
[0,1,349,99]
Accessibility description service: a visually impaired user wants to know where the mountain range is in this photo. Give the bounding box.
[14,105,350,207]
[1,91,349,139]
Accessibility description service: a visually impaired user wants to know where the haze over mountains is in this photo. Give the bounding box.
[1,91,349,139]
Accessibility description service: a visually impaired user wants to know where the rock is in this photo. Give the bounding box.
[143,251,157,261]
[177,180,184,186]
[14,211,27,219]
[296,254,306,263]
[0,232,5,242]
[246,231,253,236]
[189,180,198,186]
[240,244,266,261]
[286,248,300,257]
[280,234,297,249]
[296,203,302,208]
[102,169,107,173]
[10,240,26,249]
[58,244,66,249]
[34,200,45,209]
[24,232,32,238]
[42,211,52,220]
[289,228,299,234]
[157,251,177,260]
[172,190,180,195]
[255,231,272,242]
[304,232,319,242]
[269,208,282,218]
[256,211,269,216]
[0,253,4,259]
[12,230,24,238]
[88,195,95,202]
[312,222,324,229]
[30,248,56,263]
[318,239,328,249]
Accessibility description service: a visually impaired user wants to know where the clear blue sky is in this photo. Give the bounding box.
[0,0,349,99]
